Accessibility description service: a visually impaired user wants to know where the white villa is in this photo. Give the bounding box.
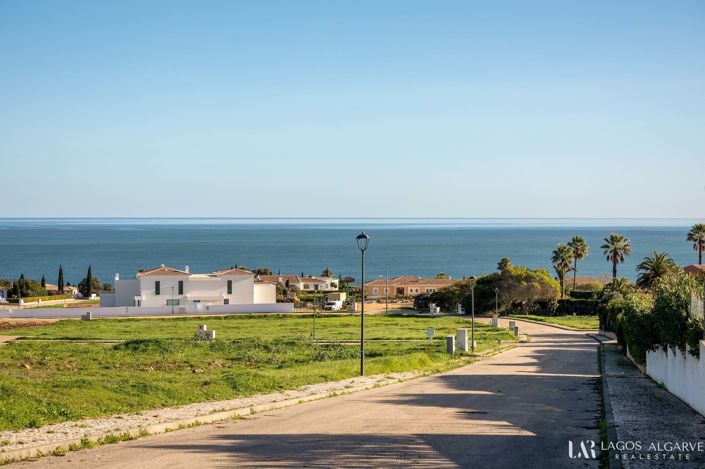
[258,274,339,292]
[100,265,276,307]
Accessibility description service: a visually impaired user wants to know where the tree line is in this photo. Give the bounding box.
[0,265,113,299]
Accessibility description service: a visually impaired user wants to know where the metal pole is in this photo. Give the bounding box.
[313,301,317,341]
[385,271,388,315]
[171,286,174,314]
[495,288,499,315]
[471,285,475,352]
[360,249,365,376]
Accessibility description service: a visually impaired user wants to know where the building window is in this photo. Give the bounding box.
[155,281,160,295]
[427,288,436,293]
[178,280,183,295]
[227,280,232,295]
[373,288,379,294]
[224,298,230,305]
[166,299,180,306]
[383,288,388,294]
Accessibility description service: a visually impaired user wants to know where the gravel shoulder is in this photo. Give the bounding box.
[0,370,425,462]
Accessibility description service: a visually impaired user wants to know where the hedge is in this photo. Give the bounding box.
[8,294,73,303]
[556,298,599,316]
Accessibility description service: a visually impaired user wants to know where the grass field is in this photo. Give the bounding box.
[511,314,599,330]
[0,314,516,431]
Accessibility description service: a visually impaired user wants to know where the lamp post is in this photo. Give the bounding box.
[495,287,499,315]
[356,232,370,376]
[171,286,174,314]
[379,273,389,315]
[469,276,476,352]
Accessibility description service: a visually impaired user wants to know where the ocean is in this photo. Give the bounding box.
[0,218,701,286]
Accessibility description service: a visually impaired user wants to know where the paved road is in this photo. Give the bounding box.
[15,320,600,468]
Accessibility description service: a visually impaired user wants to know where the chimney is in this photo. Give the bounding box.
[160,264,165,268]
[185,265,190,273]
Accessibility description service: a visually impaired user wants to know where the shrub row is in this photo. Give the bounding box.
[7,294,73,303]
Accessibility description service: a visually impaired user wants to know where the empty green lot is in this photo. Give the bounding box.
[0,314,515,431]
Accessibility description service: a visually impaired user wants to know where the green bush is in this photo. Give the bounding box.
[8,294,73,303]
[556,298,599,315]
[569,290,598,300]
[615,271,703,364]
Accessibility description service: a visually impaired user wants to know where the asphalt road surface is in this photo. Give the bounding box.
[14,319,601,468]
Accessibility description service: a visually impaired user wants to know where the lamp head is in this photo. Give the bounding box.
[356,232,370,252]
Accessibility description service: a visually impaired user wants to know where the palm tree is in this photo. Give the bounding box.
[601,233,632,282]
[687,223,705,265]
[604,277,633,296]
[635,251,678,289]
[551,243,573,298]
[567,236,589,290]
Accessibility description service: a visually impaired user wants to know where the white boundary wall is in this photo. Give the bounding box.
[646,340,705,416]
[0,303,293,319]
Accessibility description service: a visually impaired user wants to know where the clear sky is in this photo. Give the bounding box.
[1,0,703,218]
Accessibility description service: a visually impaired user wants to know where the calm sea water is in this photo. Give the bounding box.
[0,218,701,285]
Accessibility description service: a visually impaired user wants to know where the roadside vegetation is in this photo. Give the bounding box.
[0,314,516,431]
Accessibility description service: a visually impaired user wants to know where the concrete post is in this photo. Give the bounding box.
[514,326,519,336]
[446,335,455,355]
[491,314,499,327]
[508,320,516,331]
[456,328,469,352]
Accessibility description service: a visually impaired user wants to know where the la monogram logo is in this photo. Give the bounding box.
[569,440,597,459]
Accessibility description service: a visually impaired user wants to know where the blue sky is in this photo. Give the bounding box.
[1,0,703,218]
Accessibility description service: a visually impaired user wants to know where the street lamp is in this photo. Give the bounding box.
[469,276,476,352]
[356,232,370,376]
[495,287,499,315]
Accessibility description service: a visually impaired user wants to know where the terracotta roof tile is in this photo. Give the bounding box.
[137,266,192,277]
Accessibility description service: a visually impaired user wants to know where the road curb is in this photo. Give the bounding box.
[0,343,519,465]
[0,373,421,465]
[598,344,623,469]
[509,317,597,332]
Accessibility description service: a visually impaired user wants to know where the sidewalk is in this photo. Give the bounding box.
[601,343,705,468]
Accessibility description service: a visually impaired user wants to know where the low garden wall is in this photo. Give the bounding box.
[0,303,294,319]
[646,340,705,416]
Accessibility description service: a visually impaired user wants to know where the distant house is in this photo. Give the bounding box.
[364,276,455,298]
[684,264,705,276]
[100,264,276,307]
[45,283,79,297]
[0,287,9,300]
[258,275,339,292]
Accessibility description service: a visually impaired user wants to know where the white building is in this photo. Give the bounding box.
[100,265,276,307]
[258,275,339,292]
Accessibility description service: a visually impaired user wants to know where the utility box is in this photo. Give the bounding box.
[456,328,468,352]
[446,335,455,354]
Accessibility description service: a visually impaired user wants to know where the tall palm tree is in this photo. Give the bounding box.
[687,223,705,265]
[567,236,589,290]
[551,243,573,298]
[635,251,678,289]
[601,233,632,282]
